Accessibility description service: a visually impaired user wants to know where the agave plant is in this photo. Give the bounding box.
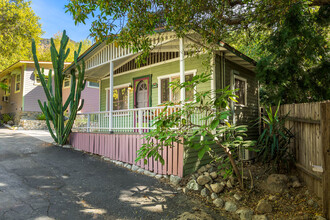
[257,102,294,171]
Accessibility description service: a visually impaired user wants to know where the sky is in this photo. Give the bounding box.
[30,0,93,43]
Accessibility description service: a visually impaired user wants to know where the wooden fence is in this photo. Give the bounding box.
[278,101,330,218]
[69,132,184,177]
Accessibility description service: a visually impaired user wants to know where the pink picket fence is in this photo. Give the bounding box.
[69,132,184,177]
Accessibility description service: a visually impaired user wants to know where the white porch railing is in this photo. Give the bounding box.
[73,105,215,134]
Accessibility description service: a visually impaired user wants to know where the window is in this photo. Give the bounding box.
[34,70,50,85]
[4,79,11,96]
[15,74,21,92]
[234,75,247,106]
[107,86,129,110]
[63,77,71,88]
[158,73,194,104]
[87,81,99,88]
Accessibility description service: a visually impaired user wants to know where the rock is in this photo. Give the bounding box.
[163,175,169,179]
[137,168,144,173]
[256,199,272,213]
[126,165,132,170]
[186,179,201,191]
[290,176,299,182]
[176,211,214,220]
[211,193,218,200]
[204,172,210,177]
[252,215,268,220]
[201,188,209,197]
[236,208,254,220]
[205,184,212,192]
[170,175,182,185]
[224,201,237,212]
[229,175,236,185]
[268,195,277,201]
[213,198,224,208]
[144,170,156,177]
[266,174,289,193]
[210,172,218,179]
[206,164,212,169]
[292,181,302,188]
[198,166,207,174]
[62,144,72,149]
[226,179,233,188]
[132,165,139,171]
[210,183,224,193]
[155,174,162,179]
[315,216,327,220]
[234,193,242,201]
[208,167,216,173]
[307,199,318,208]
[7,120,14,125]
[103,157,111,161]
[197,175,212,185]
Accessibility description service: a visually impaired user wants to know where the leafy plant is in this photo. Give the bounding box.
[257,102,294,171]
[1,113,12,124]
[31,30,86,145]
[136,70,255,189]
[36,113,46,120]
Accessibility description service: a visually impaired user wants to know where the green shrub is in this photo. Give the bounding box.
[2,113,12,123]
[257,102,294,171]
[36,113,46,120]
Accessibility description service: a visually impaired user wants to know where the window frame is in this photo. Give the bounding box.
[34,69,51,86]
[157,69,197,105]
[87,81,100,88]
[63,76,71,88]
[15,73,21,93]
[233,74,248,107]
[4,78,11,96]
[105,83,131,111]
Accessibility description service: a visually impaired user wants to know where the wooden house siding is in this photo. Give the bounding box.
[224,59,259,140]
[100,55,210,111]
[0,67,23,114]
[22,64,53,112]
[63,84,100,113]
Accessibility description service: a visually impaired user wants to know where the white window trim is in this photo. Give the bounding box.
[15,73,21,93]
[157,69,197,105]
[105,83,131,111]
[34,69,52,86]
[87,81,100,88]
[63,77,71,88]
[234,74,248,107]
[5,78,11,96]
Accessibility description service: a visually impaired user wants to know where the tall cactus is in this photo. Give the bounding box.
[31,30,86,145]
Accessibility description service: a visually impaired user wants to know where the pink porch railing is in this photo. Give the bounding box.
[70,132,184,177]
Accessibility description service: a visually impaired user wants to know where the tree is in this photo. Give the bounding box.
[136,71,255,189]
[37,32,92,62]
[32,30,86,145]
[0,0,42,71]
[257,3,330,105]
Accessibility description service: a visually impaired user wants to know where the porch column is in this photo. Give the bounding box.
[109,60,114,132]
[180,37,185,104]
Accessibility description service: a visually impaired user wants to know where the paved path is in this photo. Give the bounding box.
[13,130,53,143]
[0,128,223,220]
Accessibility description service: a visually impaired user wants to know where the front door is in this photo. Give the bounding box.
[136,81,148,108]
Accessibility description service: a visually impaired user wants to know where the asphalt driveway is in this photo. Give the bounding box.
[0,128,222,220]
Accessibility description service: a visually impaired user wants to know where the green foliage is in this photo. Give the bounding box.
[37,32,92,63]
[0,0,42,71]
[257,103,294,171]
[36,114,46,120]
[65,0,310,61]
[1,113,13,124]
[31,30,86,145]
[257,3,330,105]
[136,69,255,189]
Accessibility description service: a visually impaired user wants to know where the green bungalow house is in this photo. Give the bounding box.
[66,31,259,177]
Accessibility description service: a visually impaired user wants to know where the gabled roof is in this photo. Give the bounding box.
[0,60,71,80]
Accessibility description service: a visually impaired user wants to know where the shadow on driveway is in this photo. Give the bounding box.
[0,129,224,220]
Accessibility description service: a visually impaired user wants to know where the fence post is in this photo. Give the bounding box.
[138,109,143,134]
[321,102,330,219]
[87,114,90,132]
